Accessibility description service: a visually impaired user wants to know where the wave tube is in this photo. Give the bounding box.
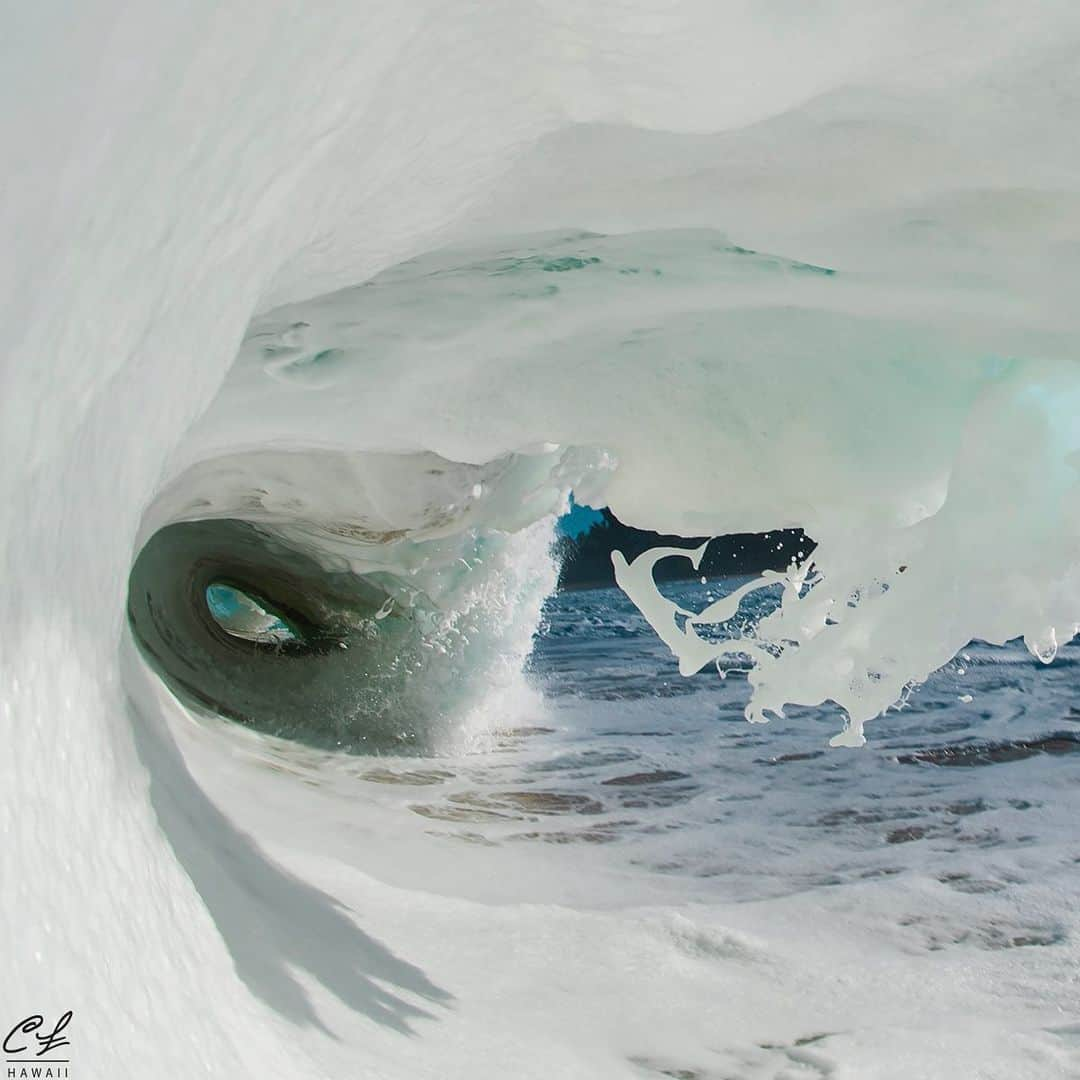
[7,5,1080,1077]
[127,444,575,752]
[156,227,1080,749]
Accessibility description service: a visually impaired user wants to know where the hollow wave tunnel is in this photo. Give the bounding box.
[10,8,1080,1077]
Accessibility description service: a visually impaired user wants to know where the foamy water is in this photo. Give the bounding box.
[149,578,1080,1079]
[10,7,1080,1075]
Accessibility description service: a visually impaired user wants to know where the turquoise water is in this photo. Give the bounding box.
[205,582,298,643]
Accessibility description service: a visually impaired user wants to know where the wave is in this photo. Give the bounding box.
[162,224,1080,752]
[9,7,1080,1076]
[128,446,563,752]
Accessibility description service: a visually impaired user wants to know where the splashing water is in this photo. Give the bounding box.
[615,366,1080,748]
[8,6,1080,1077]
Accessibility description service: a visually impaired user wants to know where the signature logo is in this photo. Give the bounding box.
[4,1013,71,1079]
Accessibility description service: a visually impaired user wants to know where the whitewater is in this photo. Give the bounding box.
[4,3,1080,1077]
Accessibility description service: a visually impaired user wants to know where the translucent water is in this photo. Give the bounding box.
[205,582,300,644]
[9,7,1080,1076]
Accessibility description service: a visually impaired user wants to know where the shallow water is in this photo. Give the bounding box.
[365,578,1080,906]
[169,577,1080,1078]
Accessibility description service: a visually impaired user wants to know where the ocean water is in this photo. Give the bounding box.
[12,9,1080,1073]
[343,575,1080,910]
[163,575,1080,1078]
[528,580,1080,899]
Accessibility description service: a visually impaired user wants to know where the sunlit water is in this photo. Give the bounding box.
[215,576,1080,911]
[523,579,1080,905]
[378,577,1080,903]
[171,575,1080,1077]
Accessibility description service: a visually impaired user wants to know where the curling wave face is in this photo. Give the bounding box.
[9,6,1080,1075]
[128,444,568,752]
[141,227,1080,748]
[128,517,422,749]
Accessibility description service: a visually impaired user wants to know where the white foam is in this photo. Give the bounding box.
[6,4,1080,1075]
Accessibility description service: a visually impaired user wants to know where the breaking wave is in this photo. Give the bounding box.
[10,6,1080,1075]
[129,227,1080,750]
